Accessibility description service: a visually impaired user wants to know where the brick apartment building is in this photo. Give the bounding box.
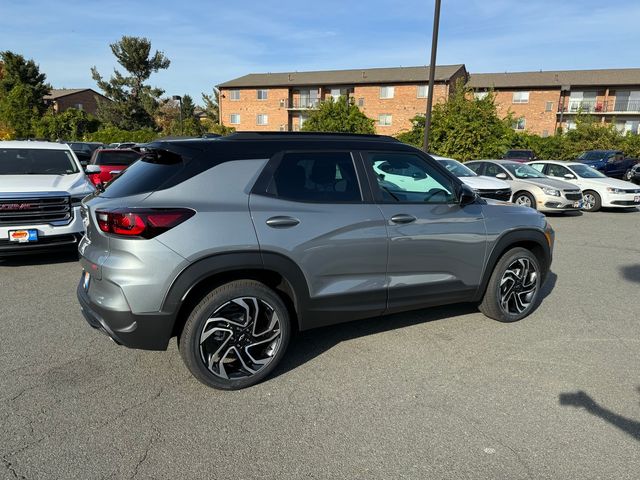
[43,88,108,116]
[468,68,640,136]
[218,65,468,136]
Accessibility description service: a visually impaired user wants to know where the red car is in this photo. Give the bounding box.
[85,149,141,186]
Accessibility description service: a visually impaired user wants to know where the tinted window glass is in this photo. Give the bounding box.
[529,163,545,173]
[484,163,508,178]
[0,148,78,175]
[465,162,483,174]
[546,164,570,177]
[269,152,361,202]
[100,153,183,198]
[94,150,141,166]
[367,153,456,204]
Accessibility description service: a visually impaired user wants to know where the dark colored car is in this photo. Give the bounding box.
[67,142,103,167]
[502,149,537,162]
[576,150,638,178]
[625,163,640,184]
[84,148,141,186]
[77,132,554,390]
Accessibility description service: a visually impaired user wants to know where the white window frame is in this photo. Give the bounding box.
[229,90,240,101]
[545,101,554,112]
[474,91,489,100]
[256,114,268,126]
[512,91,530,104]
[379,86,395,99]
[417,85,428,98]
[230,113,241,125]
[378,114,392,126]
[257,89,268,100]
[514,118,526,130]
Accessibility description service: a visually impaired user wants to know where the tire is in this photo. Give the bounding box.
[624,170,633,182]
[513,191,536,210]
[582,190,601,212]
[179,280,291,390]
[479,247,542,323]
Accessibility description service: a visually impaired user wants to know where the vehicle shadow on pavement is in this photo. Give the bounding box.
[274,270,557,379]
[0,250,79,267]
[620,264,640,283]
[559,390,640,441]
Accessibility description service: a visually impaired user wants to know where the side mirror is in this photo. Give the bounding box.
[496,172,508,180]
[85,165,101,175]
[459,184,477,206]
[564,173,576,180]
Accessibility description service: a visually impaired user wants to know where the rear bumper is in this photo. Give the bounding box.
[77,273,176,351]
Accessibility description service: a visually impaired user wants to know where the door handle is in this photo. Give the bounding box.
[390,214,416,224]
[266,216,300,228]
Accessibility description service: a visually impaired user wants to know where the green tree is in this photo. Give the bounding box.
[84,125,158,144]
[0,51,51,138]
[33,108,100,141]
[396,85,514,160]
[91,36,170,130]
[201,87,220,124]
[301,97,375,134]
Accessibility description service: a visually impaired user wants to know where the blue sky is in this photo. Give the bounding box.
[1,0,638,104]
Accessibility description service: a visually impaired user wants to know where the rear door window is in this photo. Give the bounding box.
[94,151,141,166]
[266,152,362,203]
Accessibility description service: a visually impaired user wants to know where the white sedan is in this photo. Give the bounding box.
[431,155,512,201]
[528,160,640,212]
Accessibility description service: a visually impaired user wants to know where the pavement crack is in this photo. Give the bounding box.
[2,456,27,480]
[129,427,160,480]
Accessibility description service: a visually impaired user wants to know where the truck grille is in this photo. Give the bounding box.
[0,196,71,225]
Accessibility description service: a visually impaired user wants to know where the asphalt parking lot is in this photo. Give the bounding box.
[2,208,639,480]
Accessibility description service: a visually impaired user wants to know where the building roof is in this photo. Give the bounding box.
[218,65,467,88]
[468,68,640,89]
[44,88,104,100]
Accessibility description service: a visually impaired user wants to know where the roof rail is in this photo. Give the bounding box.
[224,131,400,142]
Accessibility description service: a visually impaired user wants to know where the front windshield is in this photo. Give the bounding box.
[438,159,477,177]
[0,148,79,175]
[502,163,546,179]
[578,151,604,161]
[570,163,607,178]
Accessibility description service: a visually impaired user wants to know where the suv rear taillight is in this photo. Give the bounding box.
[95,208,194,239]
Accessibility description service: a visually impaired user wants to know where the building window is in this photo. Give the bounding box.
[513,118,526,130]
[256,114,268,125]
[379,86,395,99]
[512,91,530,104]
[545,101,553,112]
[230,114,240,124]
[378,114,392,126]
[474,91,489,100]
[358,98,365,107]
[417,85,428,98]
[74,103,84,110]
[542,130,549,138]
[257,89,268,100]
[229,90,240,101]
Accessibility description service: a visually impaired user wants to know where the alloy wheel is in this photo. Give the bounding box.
[199,297,282,380]
[583,193,596,211]
[499,258,538,315]
[515,195,532,207]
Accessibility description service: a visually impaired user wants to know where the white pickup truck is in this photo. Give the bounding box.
[0,141,95,256]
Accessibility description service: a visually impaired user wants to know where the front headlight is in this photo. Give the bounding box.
[606,187,624,194]
[542,187,561,197]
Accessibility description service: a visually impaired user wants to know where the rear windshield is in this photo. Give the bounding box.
[0,148,79,175]
[504,150,533,159]
[100,153,183,198]
[94,150,141,166]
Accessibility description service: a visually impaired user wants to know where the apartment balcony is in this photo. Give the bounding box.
[558,100,640,114]
[283,98,322,110]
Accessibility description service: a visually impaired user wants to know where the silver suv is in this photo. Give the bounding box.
[77,133,554,390]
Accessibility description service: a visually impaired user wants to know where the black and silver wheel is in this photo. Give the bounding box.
[179,280,291,390]
[479,247,542,322]
[624,170,633,182]
[513,191,536,210]
[582,190,601,212]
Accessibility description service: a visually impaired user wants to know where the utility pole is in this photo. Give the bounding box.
[423,0,442,152]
